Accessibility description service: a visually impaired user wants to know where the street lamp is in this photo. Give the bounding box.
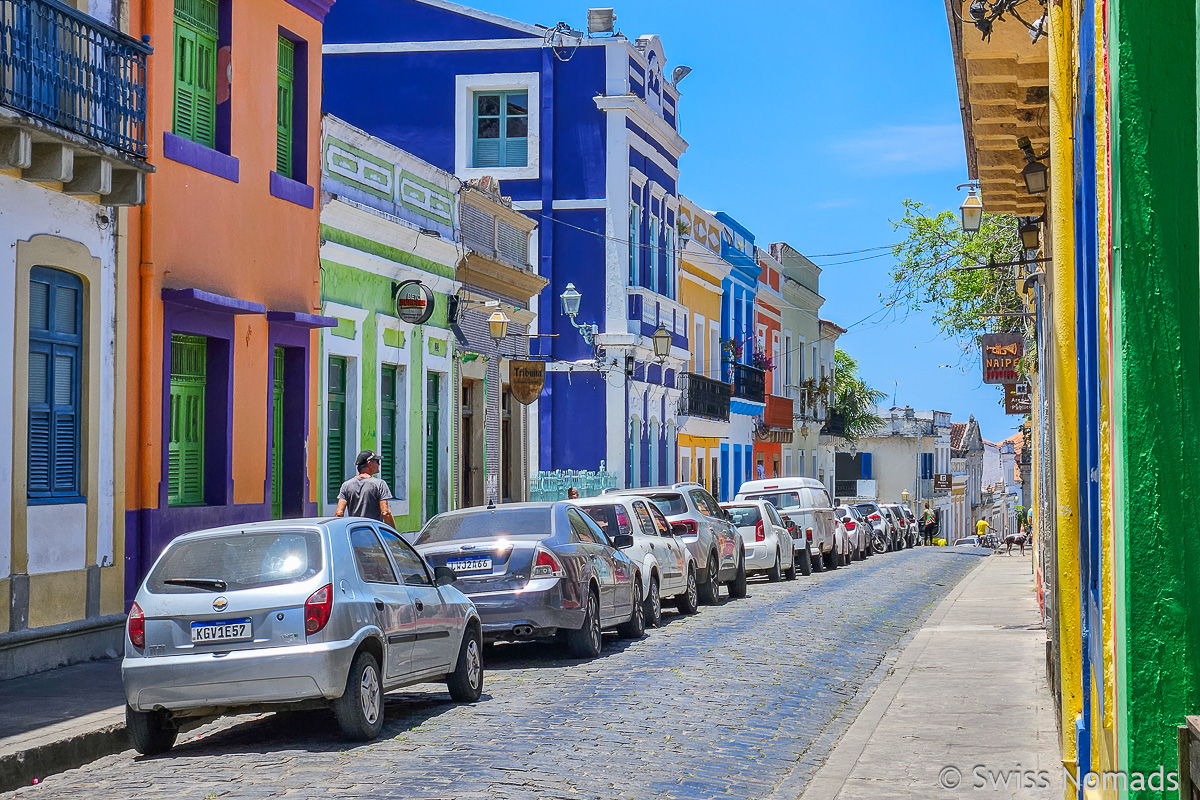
[559,282,598,347]
[800,423,810,438]
[959,187,983,234]
[652,326,672,362]
[1018,218,1041,251]
[488,309,510,344]
[1021,160,1049,194]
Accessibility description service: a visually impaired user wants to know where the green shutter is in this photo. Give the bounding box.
[172,0,217,149]
[472,90,528,168]
[380,365,397,492]
[168,334,206,506]
[425,373,440,520]
[276,37,294,177]
[327,356,347,504]
[271,347,285,518]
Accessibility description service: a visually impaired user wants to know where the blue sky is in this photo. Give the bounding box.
[461,0,1016,444]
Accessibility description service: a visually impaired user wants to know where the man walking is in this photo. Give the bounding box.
[921,502,937,546]
[335,450,397,528]
[976,516,996,548]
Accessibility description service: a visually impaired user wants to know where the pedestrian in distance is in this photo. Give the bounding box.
[566,487,579,500]
[976,516,996,549]
[921,502,937,546]
[335,450,397,528]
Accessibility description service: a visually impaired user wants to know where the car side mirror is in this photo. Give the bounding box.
[612,533,635,549]
[434,566,457,586]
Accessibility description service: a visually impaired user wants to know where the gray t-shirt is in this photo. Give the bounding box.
[337,476,393,521]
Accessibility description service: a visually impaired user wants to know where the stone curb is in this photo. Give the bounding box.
[0,718,128,794]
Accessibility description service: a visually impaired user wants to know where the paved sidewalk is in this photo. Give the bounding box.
[794,550,1061,800]
[0,658,127,793]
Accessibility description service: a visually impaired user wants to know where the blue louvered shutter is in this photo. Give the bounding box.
[472,90,528,168]
[28,268,82,500]
[860,452,872,480]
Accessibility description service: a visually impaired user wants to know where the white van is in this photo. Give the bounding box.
[735,477,840,572]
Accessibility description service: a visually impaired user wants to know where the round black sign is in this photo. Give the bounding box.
[394,280,435,325]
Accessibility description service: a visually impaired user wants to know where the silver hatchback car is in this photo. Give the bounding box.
[122,518,482,754]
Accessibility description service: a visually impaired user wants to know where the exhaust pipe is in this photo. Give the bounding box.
[512,625,534,637]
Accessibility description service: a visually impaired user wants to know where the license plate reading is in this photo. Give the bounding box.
[447,557,492,573]
[191,619,252,644]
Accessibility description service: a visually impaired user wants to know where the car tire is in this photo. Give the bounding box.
[644,575,663,628]
[618,577,646,640]
[446,625,484,703]
[767,550,782,582]
[811,547,823,572]
[872,532,887,555]
[676,566,700,614]
[784,553,798,581]
[333,650,385,742]
[729,551,748,599]
[798,548,813,577]
[566,590,603,658]
[699,554,721,605]
[825,549,838,570]
[126,706,177,756]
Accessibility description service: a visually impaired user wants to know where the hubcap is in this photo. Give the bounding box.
[360,664,380,724]
[589,597,601,649]
[465,638,481,689]
[651,582,660,618]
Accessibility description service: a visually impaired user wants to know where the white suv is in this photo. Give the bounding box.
[736,477,838,573]
[720,500,796,581]
[575,496,700,626]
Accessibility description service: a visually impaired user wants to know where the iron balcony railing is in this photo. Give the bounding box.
[834,479,859,499]
[822,409,847,438]
[678,371,731,422]
[730,362,766,403]
[0,0,151,157]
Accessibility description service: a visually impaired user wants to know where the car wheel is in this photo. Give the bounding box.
[566,590,603,658]
[872,532,887,554]
[699,553,721,605]
[643,575,663,628]
[618,577,646,639]
[784,553,798,581]
[126,706,177,756]
[825,548,838,570]
[729,550,748,598]
[333,650,385,741]
[446,625,483,702]
[798,548,813,577]
[767,550,782,582]
[676,566,700,614]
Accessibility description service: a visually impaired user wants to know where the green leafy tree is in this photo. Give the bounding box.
[888,199,1027,356]
[833,349,886,441]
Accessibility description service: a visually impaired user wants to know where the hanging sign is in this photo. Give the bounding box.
[509,360,546,405]
[394,280,435,325]
[934,473,953,490]
[1005,382,1032,415]
[981,333,1023,385]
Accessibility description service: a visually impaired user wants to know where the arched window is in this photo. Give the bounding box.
[629,416,642,488]
[648,417,661,486]
[665,420,677,484]
[28,267,83,499]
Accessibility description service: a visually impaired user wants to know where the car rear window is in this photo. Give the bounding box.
[854,503,879,516]
[147,531,323,593]
[744,491,800,510]
[580,504,632,538]
[724,505,761,527]
[646,493,687,516]
[415,508,553,545]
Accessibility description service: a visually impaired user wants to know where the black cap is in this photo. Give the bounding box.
[356,450,381,469]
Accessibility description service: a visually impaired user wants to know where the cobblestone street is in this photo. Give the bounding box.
[6,550,983,800]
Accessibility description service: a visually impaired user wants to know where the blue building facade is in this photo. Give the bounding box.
[322,0,691,487]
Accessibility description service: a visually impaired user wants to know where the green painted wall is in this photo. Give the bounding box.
[1110,0,1200,783]
[320,245,454,535]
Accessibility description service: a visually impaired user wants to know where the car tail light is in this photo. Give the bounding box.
[805,527,813,542]
[128,602,145,649]
[844,520,856,531]
[532,547,565,578]
[869,513,881,521]
[676,519,698,536]
[305,584,333,635]
[755,520,765,542]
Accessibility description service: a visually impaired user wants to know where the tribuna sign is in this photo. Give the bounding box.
[982,333,1023,385]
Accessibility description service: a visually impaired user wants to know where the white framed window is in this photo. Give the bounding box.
[455,72,540,181]
[664,226,675,299]
[629,202,641,285]
[649,213,660,292]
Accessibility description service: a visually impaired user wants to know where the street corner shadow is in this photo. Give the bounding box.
[481,635,631,671]
[139,691,470,761]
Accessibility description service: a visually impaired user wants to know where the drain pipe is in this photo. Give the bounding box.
[138,0,156,547]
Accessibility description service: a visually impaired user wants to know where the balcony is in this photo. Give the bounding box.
[763,394,792,429]
[677,371,731,422]
[822,409,847,438]
[730,362,765,403]
[0,0,151,203]
[834,479,876,501]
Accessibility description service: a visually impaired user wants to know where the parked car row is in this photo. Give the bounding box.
[120,480,922,756]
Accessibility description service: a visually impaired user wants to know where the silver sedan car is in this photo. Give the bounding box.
[414,502,644,658]
[122,518,482,754]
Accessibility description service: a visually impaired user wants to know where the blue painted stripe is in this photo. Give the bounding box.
[625,118,678,168]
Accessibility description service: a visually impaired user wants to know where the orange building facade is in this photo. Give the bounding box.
[752,249,789,479]
[124,0,335,598]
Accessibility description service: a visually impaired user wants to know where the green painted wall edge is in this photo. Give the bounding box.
[321,224,456,282]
